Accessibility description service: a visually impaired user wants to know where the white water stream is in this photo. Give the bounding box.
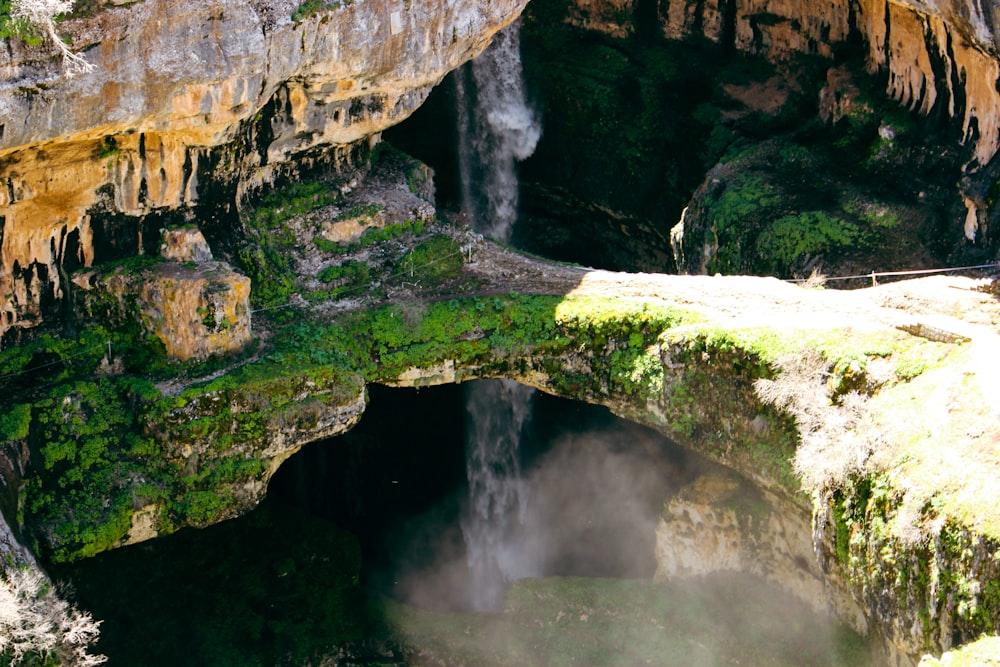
[456,20,542,611]
[456,21,540,242]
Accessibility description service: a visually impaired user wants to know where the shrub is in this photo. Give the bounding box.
[754,350,882,492]
[6,0,93,74]
[0,561,106,666]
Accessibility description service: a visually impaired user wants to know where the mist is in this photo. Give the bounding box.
[53,381,872,666]
[392,406,688,611]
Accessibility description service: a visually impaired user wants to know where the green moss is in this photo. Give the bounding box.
[333,203,383,222]
[357,218,426,247]
[18,377,161,561]
[247,181,339,230]
[756,211,860,268]
[398,236,463,285]
[236,180,340,309]
[702,173,783,274]
[921,637,1000,666]
[53,500,368,666]
[96,136,120,160]
[0,403,31,440]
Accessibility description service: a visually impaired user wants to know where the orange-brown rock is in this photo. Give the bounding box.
[0,0,528,347]
[78,260,252,361]
[159,228,214,263]
[650,0,1000,165]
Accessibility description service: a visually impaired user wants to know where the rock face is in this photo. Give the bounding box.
[90,261,253,361]
[0,0,527,347]
[71,224,253,361]
[655,470,869,635]
[547,0,1000,253]
[657,0,1000,165]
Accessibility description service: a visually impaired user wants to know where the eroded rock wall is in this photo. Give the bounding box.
[655,470,869,635]
[655,0,1000,166]
[0,0,527,347]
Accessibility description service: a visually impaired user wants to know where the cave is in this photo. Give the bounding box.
[4,0,1000,665]
[52,383,872,666]
[266,383,688,607]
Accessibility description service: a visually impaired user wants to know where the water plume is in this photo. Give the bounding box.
[455,19,542,611]
[460,380,539,610]
[456,20,540,241]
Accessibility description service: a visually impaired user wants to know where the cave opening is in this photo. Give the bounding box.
[50,382,874,666]
[267,382,695,612]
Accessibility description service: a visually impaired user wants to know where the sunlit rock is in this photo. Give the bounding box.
[159,228,214,264]
[0,0,528,346]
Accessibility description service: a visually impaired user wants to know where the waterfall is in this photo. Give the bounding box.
[461,380,538,610]
[456,20,542,611]
[456,21,540,241]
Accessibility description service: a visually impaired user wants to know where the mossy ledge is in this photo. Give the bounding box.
[2,232,1000,663]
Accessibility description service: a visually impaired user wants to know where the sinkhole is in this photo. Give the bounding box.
[267,382,695,612]
[50,383,873,666]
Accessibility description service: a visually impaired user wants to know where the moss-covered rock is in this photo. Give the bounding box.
[671,60,983,280]
[3,143,999,666]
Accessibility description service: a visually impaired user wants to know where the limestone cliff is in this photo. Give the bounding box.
[546,0,1000,252]
[657,0,1000,165]
[0,0,527,347]
[4,148,999,662]
[655,470,869,636]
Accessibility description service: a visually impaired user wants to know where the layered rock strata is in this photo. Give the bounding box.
[0,0,527,346]
[658,0,1000,166]
[654,470,868,635]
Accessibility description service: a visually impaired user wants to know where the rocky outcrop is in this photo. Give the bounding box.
[545,0,1000,253]
[669,127,963,278]
[5,208,1000,661]
[384,249,1000,666]
[654,470,869,634]
[70,226,253,361]
[0,0,527,346]
[80,261,252,361]
[656,0,1000,165]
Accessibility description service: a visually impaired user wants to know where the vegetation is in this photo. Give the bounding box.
[0,0,41,44]
[291,0,340,23]
[2,0,93,73]
[236,181,339,310]
[0,562,105,666]
[314,218,429,255]
[397,236,463,285]
[53,500,368,667]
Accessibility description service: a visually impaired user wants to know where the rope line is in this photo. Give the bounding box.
[0,344,107,382]
[786,262,1000,284]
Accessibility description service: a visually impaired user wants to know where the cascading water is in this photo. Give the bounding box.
[456,21,541,241]
[461,380,538,610]
[456,20,542,611]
